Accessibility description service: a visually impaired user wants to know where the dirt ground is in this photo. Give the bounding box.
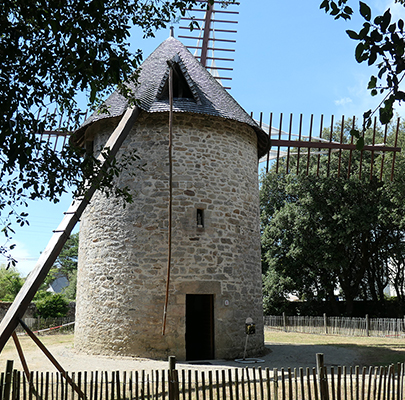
[0,332,361,373]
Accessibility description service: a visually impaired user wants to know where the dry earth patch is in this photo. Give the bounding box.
[1,329,404,373]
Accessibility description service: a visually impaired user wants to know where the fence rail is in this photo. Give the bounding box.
[264,314,405,337]
[1,357,404,400]
[13,318,75,335]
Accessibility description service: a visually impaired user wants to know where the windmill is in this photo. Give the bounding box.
[0,0,266,371]
[0,0,402,384]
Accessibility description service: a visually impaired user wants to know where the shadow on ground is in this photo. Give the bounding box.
[181,343,359,370]
[182,342,405,370]
[2,340,405,373]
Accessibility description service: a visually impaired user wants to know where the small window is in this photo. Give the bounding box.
[197,209,204,228]
[158,63,196,101]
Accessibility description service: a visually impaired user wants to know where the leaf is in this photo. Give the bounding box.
[379,101,394,124]
[359,23,370,39]
[370,29,383,42]
[388,23,397,33]
[396,91,405,101]
[343,6,353,16]
[378,66,387,79]
[359,1,371,21]
[320,0,329,11]
[355,42,366,63]
[346,30,359,39]
[350,128,360,139]
[368,75,377,89]
[399,19,404,33]
[356,136,365,150]
[368,49,377,65]
[381,9,391,32]
[330,2,339,16]
[363,109,372,119]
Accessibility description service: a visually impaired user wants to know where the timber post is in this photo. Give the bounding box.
[316,353,329,400]
[282,312,287,332]
[168,356,179,400]
[366,314,370,337]
[2,360,13,400]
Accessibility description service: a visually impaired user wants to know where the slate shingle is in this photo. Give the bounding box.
[75,36,270,158]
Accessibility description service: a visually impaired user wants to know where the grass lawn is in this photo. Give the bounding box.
[265,329,405,366]
[0,333,74,361]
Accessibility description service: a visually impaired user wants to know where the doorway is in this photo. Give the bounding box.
[185,294,214,360]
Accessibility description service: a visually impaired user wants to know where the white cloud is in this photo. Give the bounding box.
[373,0,401,13]
[335,97,353,106]
[0,240,38,277]
[369,1,405,23]
[381,0,405,20]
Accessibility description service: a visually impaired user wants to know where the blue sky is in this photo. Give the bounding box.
[2,0,405,276]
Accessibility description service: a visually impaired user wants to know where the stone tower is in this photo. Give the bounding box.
[73,35,270,360]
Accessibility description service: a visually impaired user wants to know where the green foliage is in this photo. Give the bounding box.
[321,1,405,140]
[62,270,77,301]
[262,268,295,315]
[261,121,405,316]
[45,233,78,300]
[34,293,69,319]
[1,0,230,266]
[0,265,23,301]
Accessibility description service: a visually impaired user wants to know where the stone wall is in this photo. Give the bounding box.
[0,301,37,321]
[0,301,76,321]
[75,111,264,360]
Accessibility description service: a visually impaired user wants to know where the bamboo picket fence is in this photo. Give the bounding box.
[264,315,405,338]
[1,357,405,400]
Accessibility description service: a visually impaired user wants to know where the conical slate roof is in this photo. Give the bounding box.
[75,36,270,157]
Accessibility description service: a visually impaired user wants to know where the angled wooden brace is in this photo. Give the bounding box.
[0,106,140,384]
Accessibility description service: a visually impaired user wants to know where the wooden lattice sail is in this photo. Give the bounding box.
[255,112,402,181]
[179,0,239,89]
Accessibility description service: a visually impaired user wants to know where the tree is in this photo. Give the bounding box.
[45,233,79,300]
[34,293,69,319]
[261,121,405,316]
[321,1,405,135]
[0,0,221,266]
[261,173,405,316]
[0,265,23,301]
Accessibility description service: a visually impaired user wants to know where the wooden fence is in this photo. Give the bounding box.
[13,318,75,335]
[1,356,405,400]
[264,315,405,337]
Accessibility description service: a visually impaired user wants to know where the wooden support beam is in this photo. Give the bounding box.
[0,106,140,353]
[162,62,174,336]
[200,3,214,67]
[11,332,30,381]
[18,319,85,399]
